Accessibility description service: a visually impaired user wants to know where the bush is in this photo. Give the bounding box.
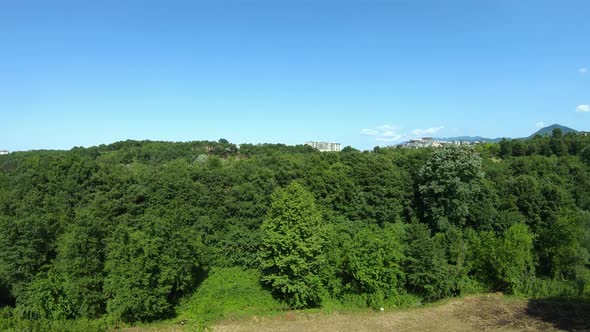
[525,278,581,299]
[0,306,109,332]
[493,223,535,294]
[403,223,456,301]
[16,268,77,321]
[340,223,405,308]
[104,216,202,323]
[576,267,590,297]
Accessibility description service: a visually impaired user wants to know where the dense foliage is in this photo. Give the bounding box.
[0,131,589,329]
[259,182,328,308]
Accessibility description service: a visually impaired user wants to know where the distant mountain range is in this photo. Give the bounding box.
[434,136,503,143]
[433,124,580,143]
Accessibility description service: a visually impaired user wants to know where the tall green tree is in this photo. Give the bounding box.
[53,214,106,319]
[0,215,56,299]
[418,146,483,231]
[550,129,567,156]
[510,175,544,231]
[259,182,327,309]
[499,138,512,158]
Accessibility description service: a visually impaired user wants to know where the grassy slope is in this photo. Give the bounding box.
[210,294,590,332]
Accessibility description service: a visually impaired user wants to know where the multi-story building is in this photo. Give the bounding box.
[305,141,341,152]
[400,137,442,149]
[0,150,9,155]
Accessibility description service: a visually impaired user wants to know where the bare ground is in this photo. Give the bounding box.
[211,294,589,332]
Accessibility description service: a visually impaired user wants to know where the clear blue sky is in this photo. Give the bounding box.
[1,0,589,151]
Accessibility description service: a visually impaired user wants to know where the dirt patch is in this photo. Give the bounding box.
[212,294,560,332]
[450,294,552,331]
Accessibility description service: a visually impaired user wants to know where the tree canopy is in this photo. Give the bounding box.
[0,136,589,328]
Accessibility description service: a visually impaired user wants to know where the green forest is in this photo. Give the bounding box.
[1,129,590,330]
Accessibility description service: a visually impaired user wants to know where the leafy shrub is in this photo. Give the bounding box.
[104,216,202,323]
[466,223,535,294]
[525,278,581,298]
[0,306,108,332]
[403,223,456,301]
[538,214,589,279]
[493,223,535,294]
[16,268,75,321]
[340,223,405,308]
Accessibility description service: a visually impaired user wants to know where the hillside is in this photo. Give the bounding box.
[1,138,590,330]
[529,124,578,138]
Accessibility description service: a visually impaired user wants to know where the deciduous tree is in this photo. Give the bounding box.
[259,182,327,308]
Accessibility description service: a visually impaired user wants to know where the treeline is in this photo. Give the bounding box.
[0,129,589,329]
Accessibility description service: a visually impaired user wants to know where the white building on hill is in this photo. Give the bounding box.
[305,141,341,152]
[0,150,8,155]
[398,137,476,149]
[401,137,442,149]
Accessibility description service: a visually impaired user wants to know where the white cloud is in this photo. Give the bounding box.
[576,104,590,112]
[360,125,405,142]
[376,136,403,142]
[361,124,444,144]
[535,121,545,128]
[411,126,444,137]
[579,67,588,75]
[360,128,379,136]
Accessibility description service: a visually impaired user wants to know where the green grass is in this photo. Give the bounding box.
[320,292,423,313]
[0,307,110,332]
[175,267,288,328]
